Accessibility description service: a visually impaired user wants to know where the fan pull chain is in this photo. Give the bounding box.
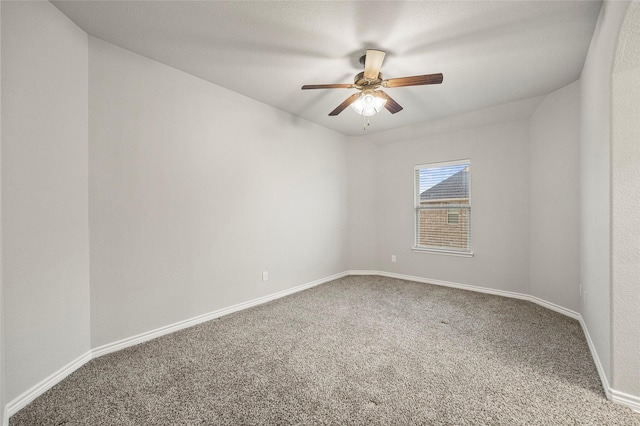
[363,115,371,131]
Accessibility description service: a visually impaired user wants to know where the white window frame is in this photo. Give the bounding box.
[413,159,473,257]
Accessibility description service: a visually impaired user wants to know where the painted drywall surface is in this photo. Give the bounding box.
[1,1,90,402]
[580,0,630,382]
[89,38,348,348]
[346,141,379,270]
[0,2,4,424]
[611,0,640,397]
[370,119,531,293]
[359,96,544,148]
[529,81,580,312]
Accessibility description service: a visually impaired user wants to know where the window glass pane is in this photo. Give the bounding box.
[417,208,470,250]
[417,164,469,205]
[415,161,471,253]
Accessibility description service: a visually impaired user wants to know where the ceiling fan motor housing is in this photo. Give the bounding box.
[354,71,383,88]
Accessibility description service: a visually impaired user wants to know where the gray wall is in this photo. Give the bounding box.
[347,83,584,312]
[347,141,378,270]
[529,81,581,311]
[88,38,349,348]
[374,120,532,293]
[611,0,640,398]
[0,2,4,424]
[579,0,630,383]
[347,101,535,294]
[0,1,348,409]
[1,1,91,403]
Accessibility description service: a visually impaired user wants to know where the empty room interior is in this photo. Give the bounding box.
[1,0,640,424]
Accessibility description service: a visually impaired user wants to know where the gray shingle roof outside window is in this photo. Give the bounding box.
[420,169,469,201]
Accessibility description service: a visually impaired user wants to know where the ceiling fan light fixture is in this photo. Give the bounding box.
[351,92,387,116]
[302,49,441,119]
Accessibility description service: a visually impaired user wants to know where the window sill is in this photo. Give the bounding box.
[412,247,474,258]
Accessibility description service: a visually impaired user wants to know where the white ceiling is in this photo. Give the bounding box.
[52,0,602,136]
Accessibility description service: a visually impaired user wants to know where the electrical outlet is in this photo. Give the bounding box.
[391,255,397,263]
[262,271,268,282]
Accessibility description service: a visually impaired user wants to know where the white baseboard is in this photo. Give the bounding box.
[4,269,638,424]
[578,316,611,400]
[350,270,581,319]
[3,271,348,425]
[349,269,636,412]
[4,350,93,424]
[610,389,640,413]
[93,271,348,358]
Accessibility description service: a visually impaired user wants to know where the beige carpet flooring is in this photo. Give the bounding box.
[10,275,640,425]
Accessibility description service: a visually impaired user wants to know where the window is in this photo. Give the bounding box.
[447,209,460,224]
[414,160,472,256]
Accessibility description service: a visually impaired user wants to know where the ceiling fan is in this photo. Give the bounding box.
[301,49,443,117]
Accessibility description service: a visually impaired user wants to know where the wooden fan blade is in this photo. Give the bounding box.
[377,91,403,114]
[364,49,386,80]
[329,93,362,116]
[383,73,443,88]
[301,83,355,90]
